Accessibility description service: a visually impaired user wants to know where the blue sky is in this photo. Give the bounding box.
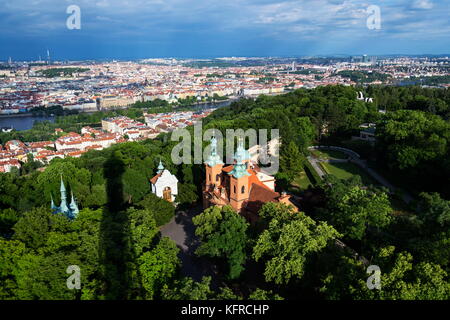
[1,0,449,60]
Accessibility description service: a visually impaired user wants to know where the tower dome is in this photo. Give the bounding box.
[205,136,223,167]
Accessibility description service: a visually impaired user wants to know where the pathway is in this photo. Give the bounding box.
[307,146,414,204]
[160,205,220,288]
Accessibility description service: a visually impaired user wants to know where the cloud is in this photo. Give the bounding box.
[411,0,434,10]
[0,0,449,58]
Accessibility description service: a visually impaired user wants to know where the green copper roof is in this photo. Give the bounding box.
[60,175,66,193]
[51,175,78,220]
[50,196,57,211]
[157,159,165,173]
[234,138,250,163]
[69,193,79,219]
[228,163,250,179]
[205,136,223,167]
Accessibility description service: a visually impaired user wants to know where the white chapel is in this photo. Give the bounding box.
[150,160,178,202]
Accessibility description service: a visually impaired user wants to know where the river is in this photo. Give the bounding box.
[0,99,235,131]
[0,115,55,131]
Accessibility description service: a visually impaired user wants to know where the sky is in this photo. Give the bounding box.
[0,0,449,60]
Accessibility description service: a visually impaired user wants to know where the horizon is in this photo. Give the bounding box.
[3,53,450,63]
[1,0,449,60]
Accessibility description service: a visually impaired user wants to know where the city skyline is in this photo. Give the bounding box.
[1,0,449,60]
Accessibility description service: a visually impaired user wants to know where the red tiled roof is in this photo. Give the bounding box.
[245,184,280,213]
[222,165,234,173]
[150,173,161,185]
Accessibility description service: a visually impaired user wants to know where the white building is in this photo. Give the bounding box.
[150,160,178,203]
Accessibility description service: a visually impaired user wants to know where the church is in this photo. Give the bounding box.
[51,176,79,220]
[202,137,298,223]
[150,160,179,202]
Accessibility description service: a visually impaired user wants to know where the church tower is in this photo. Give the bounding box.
[203,136,224,208]
[59,175,69,215]
[205,136,224,190]
[228,138,250,212]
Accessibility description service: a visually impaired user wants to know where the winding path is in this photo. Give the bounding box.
[307,146,414,204]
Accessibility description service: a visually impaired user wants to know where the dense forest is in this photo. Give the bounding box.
[1,85,450,300]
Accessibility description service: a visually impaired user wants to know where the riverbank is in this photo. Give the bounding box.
[0,113,45,118]
[0,99,235,131]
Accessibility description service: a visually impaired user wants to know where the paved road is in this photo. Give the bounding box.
[160,206,220,287]
[307,156,327,179]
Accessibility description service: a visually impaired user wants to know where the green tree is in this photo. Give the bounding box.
[127,207,159,257]
[319,182,393,240]
[253,203,340,284]
[193,206,249,279]
[161,276,214,300]
[295,117,316,152]
[12,207,52,251]
[138,237,180,299]
[279,141,304,182]
[363,247,450,300]
[138,193,175,226]
[377,110,450,170]
[0,239,26,299]
[248,288,284,300]
[122,168,149,204]
[176,183,198,206]
[14,251,80,300]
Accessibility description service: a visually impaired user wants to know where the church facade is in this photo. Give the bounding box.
[150,160,178,202]
[202,137,298,223]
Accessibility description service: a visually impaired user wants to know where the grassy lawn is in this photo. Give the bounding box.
[320,162,379,186]
[310,149,348,160]
[291,171,313,190]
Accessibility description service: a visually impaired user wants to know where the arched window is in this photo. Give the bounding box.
[233,185,236,194]
[241,186,245,194]
[209,174,211,182]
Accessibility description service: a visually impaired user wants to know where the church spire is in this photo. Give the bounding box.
[59,175,69,215]
[229,138,251,179]
[60,174,66,193]
[157,159,164,174]
[233,137,250,164]
[50,195,57,212]
[205,136,223,167]
[69,192,79,219]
